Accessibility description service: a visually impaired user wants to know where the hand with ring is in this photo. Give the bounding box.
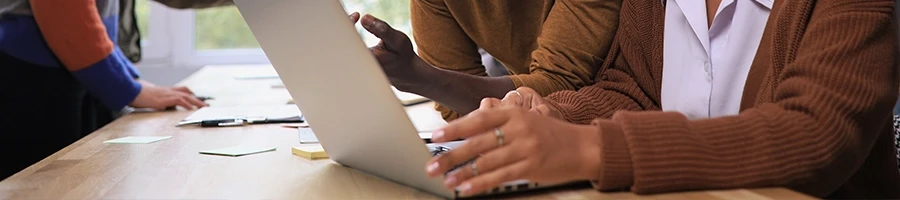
[479,87,563,119]
[425,105,602,196]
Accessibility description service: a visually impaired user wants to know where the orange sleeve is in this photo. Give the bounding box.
[29,0,114,71]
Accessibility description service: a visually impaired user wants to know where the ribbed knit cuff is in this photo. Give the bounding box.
[543,100,572,120]
[589,119,634,191]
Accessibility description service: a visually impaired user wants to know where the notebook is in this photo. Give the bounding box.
[391,87,430,106]
[199,145,277,157]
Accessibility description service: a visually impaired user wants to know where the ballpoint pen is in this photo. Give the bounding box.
[176,115,304,127]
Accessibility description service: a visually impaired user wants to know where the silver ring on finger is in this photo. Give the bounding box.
[494,128,505,146]
[470,162,479,176]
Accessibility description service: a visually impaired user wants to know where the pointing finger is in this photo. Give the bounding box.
[349,12,360,23]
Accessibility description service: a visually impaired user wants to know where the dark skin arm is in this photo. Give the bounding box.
[354,14,515,114]
[152,0,234,9]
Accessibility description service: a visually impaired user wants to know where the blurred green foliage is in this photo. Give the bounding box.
[194,6,259,49]
[135,0,149,39]
[135,0,412,50]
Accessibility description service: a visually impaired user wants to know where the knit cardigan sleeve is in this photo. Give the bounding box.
[546,0,898,196]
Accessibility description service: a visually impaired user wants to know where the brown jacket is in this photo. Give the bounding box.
[410,0,620,121]
[545,0,900,198]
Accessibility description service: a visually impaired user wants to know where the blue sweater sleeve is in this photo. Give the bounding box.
[70,52,143,110]
[115,46,141,79]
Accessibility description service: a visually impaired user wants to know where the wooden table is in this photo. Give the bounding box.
[0,66,816,199]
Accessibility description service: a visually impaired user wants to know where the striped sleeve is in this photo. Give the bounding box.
[29,0,142,110]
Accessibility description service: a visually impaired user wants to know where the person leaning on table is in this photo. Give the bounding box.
[351,0,621,122]
[422,0,900,198]
[0,0,207,179]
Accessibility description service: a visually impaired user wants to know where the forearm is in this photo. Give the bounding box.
[401,58,515,115]
[152,0,233,9]
[71,56,143,110]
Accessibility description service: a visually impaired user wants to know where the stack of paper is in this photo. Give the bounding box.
[392,87,430,106]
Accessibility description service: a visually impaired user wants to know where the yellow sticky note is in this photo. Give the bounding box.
[292,145,328,160]
[200,145,276,157]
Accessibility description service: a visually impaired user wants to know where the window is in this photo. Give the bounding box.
[194,6,259,49]
[136,0,413,68]
[133,0,169,63]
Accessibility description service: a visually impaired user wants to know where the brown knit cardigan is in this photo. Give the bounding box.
[544,0,900,198]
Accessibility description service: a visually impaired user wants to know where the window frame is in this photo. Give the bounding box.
[139,2,269,69]
[137,1,410,69]
[136,1,170,66]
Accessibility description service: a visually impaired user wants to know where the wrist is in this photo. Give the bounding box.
[395,58,443,93]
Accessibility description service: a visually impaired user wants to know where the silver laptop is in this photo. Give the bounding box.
[232,0,565,198]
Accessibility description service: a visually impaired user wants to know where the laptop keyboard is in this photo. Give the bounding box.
[430,145,452,156]
[429,145,475,173]
[429,144,540,197]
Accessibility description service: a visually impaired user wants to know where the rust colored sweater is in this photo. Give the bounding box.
[410,0,620,121]
[544,0,900,198]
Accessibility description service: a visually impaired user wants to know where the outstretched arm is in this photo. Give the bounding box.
[152,0,233,9]
[31,0,207,110]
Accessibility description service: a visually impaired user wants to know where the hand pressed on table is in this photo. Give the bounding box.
[129,80,207,110]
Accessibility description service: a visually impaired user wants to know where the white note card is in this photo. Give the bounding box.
[104,136,173,144]
[199,145,277,157]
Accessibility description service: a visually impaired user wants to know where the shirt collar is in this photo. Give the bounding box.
[754,0,774,10]
[661,0,773,10]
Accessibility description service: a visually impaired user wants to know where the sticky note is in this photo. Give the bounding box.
[292,145,328,160]
[104,136,172,144]
[200,145,276,157]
